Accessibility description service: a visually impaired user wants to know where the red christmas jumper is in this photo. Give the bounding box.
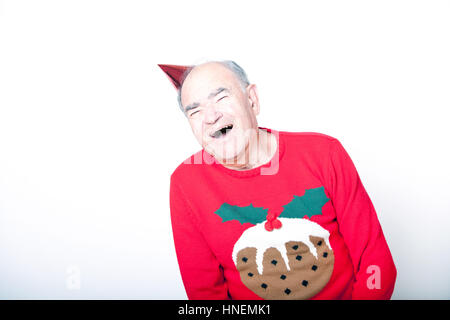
[169,128,397,300]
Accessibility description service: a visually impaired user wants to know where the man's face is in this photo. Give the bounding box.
[180,62,260,163]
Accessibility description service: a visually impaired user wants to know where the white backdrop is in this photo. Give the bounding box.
[0,0,449,299]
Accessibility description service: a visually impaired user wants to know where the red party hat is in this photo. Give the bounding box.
[158,64,192,90]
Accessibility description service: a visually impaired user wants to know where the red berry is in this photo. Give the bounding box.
[272,218,282,229]
[264,221,274,232]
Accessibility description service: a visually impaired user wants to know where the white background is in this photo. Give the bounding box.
[0,0,449,299]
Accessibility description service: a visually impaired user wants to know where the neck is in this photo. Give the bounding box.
[220,128,277,171]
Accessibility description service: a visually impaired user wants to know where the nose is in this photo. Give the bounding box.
[203,104,222,125]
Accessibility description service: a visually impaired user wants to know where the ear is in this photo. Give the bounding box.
[246,84,260,116]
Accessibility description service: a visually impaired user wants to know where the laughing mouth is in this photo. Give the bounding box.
[210,124,234,139]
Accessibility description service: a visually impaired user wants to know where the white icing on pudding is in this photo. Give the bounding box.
[232,218,331,275]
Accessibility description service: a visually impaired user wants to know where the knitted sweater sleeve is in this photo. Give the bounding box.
[328,139,397,299]
[169,176,230,300]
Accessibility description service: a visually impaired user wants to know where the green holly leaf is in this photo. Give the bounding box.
[279,186,330,219]
[214,203,268,225]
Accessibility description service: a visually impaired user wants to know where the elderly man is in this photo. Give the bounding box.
[161,60,396,300]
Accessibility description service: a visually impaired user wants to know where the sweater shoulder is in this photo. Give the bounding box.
[279,130,339,148]
[279,130,337,140]
[170,149,204,184]
[277,131,344,163]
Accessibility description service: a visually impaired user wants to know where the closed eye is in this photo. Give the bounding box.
[217,95,228,102]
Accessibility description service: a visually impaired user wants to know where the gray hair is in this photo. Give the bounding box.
[177,60,250,115]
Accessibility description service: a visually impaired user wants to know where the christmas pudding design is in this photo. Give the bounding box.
[214,187,334,300]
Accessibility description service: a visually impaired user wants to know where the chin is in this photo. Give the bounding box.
[207,140,246,165]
